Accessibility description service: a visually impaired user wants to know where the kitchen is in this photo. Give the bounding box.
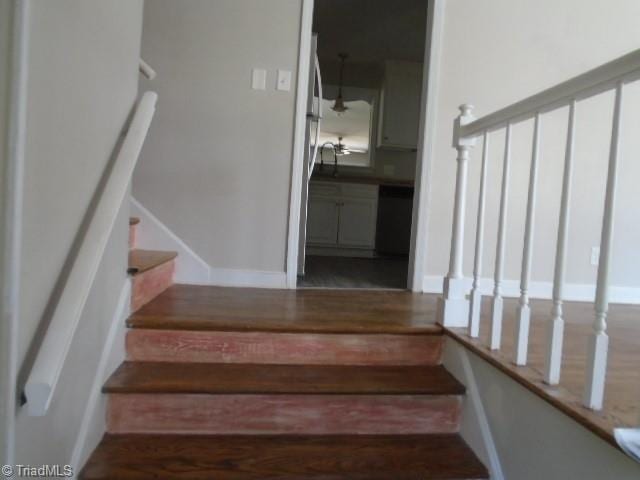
[297,0,427,289]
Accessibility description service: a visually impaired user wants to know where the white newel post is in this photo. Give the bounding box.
[584,83,623,410]
[468,132,489,338]
[489,123,512,350]
[544,100,576,385]
[514,114,541,365]
[440,104,476,327]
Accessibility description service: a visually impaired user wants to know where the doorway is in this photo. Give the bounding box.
[293,0,430,290]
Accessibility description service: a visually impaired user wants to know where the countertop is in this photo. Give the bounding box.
[310,172,414,188]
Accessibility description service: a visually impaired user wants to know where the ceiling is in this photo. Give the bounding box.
[313,0,428,64]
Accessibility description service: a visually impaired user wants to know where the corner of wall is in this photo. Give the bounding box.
[131,197,287,289]
[69,279,130,473]
[442,337,505,480]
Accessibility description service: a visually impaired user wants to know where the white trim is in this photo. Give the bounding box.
[0,0,29,466]
[209,268,287,289]
[443,338,505,480]
[132,197,286,289]
[285,0,315,288]
[69,280,131,476]
[408,0,445,292]
[286,0,443,290]
[130,196,211,284]
[461,48,640,138]
[422,275,640,304]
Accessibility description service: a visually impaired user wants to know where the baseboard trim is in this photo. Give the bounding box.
[422,275,640,305]
[130,197,211,284]
[207,268,287,289]
[70,279,130,475]
[131,197,286,289]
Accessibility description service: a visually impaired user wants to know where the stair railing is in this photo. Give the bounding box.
[440,48,640,411]
[24,90,158,416]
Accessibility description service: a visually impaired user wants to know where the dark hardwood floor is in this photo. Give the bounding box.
[81,434,489,479]
[128,284,440,334]
[103,362,465,395]
[298,255,408,289]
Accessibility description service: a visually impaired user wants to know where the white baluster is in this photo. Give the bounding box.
[544,100,576,385]
[489,123,512,350]
[584,82,624,410]
[468,132,489,338]
[514,114,541,365]
[440,104,476,327]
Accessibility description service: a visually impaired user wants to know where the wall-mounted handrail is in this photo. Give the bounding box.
[24,91,157,416]
[139,58,156,80]
[461,48,640,138]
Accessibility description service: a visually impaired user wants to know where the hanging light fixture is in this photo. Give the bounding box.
[332,53,349,114]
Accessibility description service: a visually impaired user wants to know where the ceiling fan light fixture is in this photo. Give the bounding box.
[332,53,349,114]
[332,95,347,113]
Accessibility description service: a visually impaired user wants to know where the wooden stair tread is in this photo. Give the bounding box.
[128,249,177,275]
[103,362,465,395]
[128,284,442,334]
[80,434,489,479]
[129,217,140,226]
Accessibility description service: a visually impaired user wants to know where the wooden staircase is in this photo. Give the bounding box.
[79,218,488,479]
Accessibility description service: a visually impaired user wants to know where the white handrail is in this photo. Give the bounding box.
[24,91,157,416]
[443,47,638,412]
[139,58,156,80]
[461,48,640,138]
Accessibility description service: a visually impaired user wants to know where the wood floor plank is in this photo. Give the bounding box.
[128,249,177,275]
[446,296,640,448]
[128,285,441,334]
[103,362,465,395]
[80,434,489,479]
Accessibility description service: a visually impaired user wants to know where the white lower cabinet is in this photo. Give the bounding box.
[307,195,339,245]
[307,181,378,250]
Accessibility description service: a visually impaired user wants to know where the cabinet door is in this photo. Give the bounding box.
[338,196,378,248]
[307,194,339,245]
[378,60,422,149]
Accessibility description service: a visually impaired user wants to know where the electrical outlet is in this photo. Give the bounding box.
[590,247,600,266]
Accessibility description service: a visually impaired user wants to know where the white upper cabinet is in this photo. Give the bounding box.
[377,60,423,150]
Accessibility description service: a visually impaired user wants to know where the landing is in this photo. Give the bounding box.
[127,285,441,334]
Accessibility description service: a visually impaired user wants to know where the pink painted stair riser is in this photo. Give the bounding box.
[131,260,175,312]
[126,330,443,366]
[129,223,137,250]
[107,393,461,435]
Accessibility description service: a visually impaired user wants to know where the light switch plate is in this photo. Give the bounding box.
[277,69,292,91]
[252,68,266,90]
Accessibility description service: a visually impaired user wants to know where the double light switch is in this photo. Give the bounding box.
[251,68,291,91]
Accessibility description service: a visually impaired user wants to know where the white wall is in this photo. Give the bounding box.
[133,0,302,275]
[15,0,143,467]
[444,338,640,479]
[423,0,640,294]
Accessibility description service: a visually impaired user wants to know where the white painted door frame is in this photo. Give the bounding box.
[1,0,29,467]
[285,0,446,291]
